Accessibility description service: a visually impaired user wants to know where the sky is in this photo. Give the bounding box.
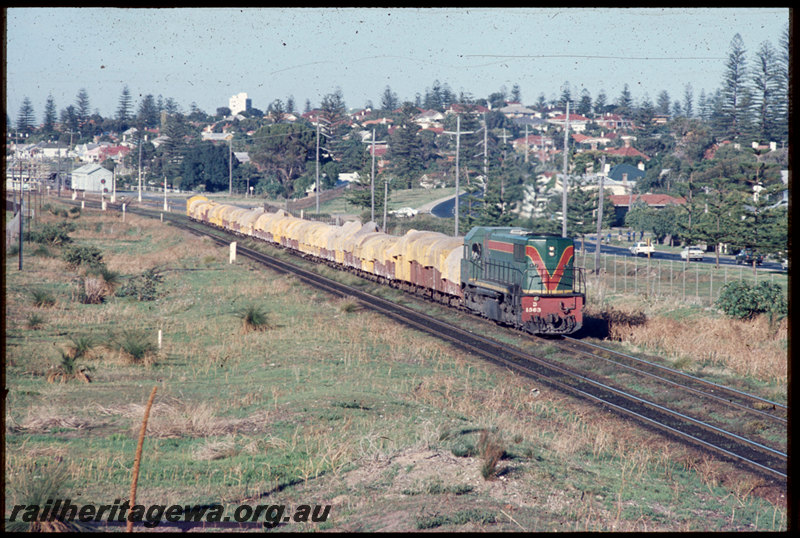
[5,7,790,125]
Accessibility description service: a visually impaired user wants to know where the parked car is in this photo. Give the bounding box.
[629,242,654,257]
[735,248,763,265]
[680,246,705,261]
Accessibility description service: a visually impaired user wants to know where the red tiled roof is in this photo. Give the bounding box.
[608,194,686,207]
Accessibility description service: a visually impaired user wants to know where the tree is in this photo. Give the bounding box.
[682,83,694,118]
[510,83,522,103]
[16,97,35,133]
[268,99,285,123]
[388,103,425,188]
[138,94,159,129]
[180,141,232,191]
[593,90,608,115]
[116,85,133,129]
[380,85,399,111]
[43,95,57,137]
[614,84,633,117]
[75,88,91,131]
[656,90,671,116]
[159,113,188,182]
[576,89,592,117]
[250,123,315,203]
[751,40,781,142]
[720,33,751,141]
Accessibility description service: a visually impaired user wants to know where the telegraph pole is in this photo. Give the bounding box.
[228,135,233,196]
[363,129,386,223]
[444,115,474,237]
[594,155,606,274]
[561,100,570,238]
[315,122,320,214]
[137,130,143,202]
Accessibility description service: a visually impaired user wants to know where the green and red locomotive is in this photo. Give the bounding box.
[461,227,585,335]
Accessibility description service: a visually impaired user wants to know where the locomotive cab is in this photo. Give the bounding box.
[461,227,585,335]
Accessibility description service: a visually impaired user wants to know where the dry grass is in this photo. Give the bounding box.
[615,314,787,383]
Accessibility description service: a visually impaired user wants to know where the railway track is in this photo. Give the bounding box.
[57,197,788,484]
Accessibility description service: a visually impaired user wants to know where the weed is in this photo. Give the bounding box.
[67,335,95,360]
[47,349,92,383]
[234,304,272,332]
[31,288,56,308]
[478,430,506,480]
[62,244,104,269]
[28,221,74,245]
[26,313,45,329]
[6,462,91,532]
[117,268,163,301]
[79,277,107,304]
[416,509,496,529]
[115,329,157,364]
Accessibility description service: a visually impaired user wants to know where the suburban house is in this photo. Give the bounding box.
[607,193,686,223]
[498,103,537,119]
[595,113,634,130]
[547,113,590,133]
[413,109,445,129]
[71,163,113,193]
[604,136,650,163]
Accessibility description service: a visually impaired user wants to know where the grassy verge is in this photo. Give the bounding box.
[4,200,786,531]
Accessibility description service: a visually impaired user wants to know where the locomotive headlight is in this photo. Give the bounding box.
[533,296,540,302]
[548,245,555,256]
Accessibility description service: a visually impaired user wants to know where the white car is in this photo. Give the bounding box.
[390,207,418,218]
[680,246,705,261]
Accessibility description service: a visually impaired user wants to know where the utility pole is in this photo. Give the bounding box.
[138,130,143,202]
[524,124,529,164]
[594,155,606,274]
[315,122,320,214]
[363,129,386,223]
[444,115,474,237]
[163,175,168,211]
[382,178,388,232]
[561,100,571,238]
[482,113,488,196]
[228,135,233,196]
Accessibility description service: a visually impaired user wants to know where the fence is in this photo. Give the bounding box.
[577,249,787,307]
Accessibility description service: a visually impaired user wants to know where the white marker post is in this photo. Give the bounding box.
[230,242,237,264]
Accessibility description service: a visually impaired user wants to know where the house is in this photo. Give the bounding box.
[604,136,650,162]
[498,103,537,119]
[607,163,645,184]
[607,193,686,223]
[413,109,445,129]
[547,113,590,133]
[71,163,113,193]
[595,113,634,130]
[511,116,548,131]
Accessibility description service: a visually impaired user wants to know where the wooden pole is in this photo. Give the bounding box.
[127,386,158,532]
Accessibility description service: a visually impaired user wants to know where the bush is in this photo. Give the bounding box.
[31,289,56,308]
[117,268,163,301]
[28,221,74,245]
[715,281,787,321]
[62,245,104,269]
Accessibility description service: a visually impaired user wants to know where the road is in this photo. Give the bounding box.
[577,237,786,272]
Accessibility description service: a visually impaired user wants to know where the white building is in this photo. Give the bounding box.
[71,163,113,193]
[229,92,251,116]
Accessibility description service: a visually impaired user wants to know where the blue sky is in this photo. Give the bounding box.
[5,7,789,124]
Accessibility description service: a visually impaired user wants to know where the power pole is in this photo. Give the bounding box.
[228,135,233,196]
[524,124,529,164]
[137,130,143,202]
[444,115,474,236]
[363,129,386,223]
[315,122,320,214]
[594,155,606,274]
[561,100,570,238]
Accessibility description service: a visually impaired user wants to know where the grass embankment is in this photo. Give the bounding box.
[4,201,786,531]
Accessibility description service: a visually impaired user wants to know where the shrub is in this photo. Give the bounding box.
[117,268,163,301]
[114,329,157,364]
[31,289,56,308]
[715,281,787,322]
[79,277,107,304]
[26,313,45,329]
[28,221,74,245]
[62,245,104,269]
[234,304,272,332]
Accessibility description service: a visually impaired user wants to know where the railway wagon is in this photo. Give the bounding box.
[185,197,584,335]
[461,227,584,335]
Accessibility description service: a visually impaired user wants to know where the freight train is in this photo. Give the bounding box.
[186,195,585,335]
